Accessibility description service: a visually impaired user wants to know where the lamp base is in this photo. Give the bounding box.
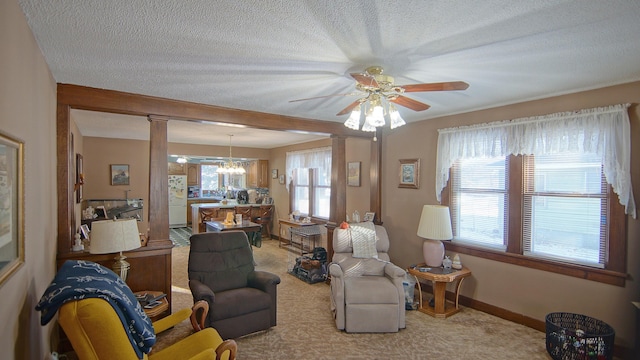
[423,239,445,267]
[112,252,131,282]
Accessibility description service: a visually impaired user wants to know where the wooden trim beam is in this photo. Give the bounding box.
[58,84,371,138]
[147,115,171,244]
[370,128,382,224]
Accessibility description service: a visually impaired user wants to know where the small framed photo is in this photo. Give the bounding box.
[110,164,130,185]
[95,206,108,219]
[272,169,278,179]
[278,174,285,185]
[347,161,361,187]
[80,224,90,239]
[364,212,375,222]
[398,158,420,189]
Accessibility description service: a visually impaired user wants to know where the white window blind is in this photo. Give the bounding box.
[522,153,607,267]
[451,156,508,249]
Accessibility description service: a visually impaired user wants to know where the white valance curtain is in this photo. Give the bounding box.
[435,103,636,218]
[285,146,332,191]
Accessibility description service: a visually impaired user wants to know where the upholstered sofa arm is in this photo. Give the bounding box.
[189,279,216,304]
[248,270,281,292]
[384,263,406,279]
[328,263,343,278]
[153,307,192,334]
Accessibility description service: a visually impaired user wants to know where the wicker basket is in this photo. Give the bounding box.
[546,312,615,360]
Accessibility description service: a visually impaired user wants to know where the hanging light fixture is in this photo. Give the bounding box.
[216,135,246,174]
[343,94,405,133]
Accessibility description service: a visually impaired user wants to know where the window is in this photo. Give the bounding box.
[451,156,508,249]
[286,147,331,219]
[522,153,607,267]
[450,153,611,265]
[437,104,633,286]
[200,165,220,196]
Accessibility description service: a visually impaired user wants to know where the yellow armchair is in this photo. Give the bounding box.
[58,298,236,360]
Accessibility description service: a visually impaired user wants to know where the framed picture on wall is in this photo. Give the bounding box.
[110,164,130,185]
[347,161,360,187]
[398,158,420,189]
[272,169,278,179]
[0,131,25,287]
[279,174,285,185]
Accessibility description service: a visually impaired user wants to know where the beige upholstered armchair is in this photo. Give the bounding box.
[329,224,406,333]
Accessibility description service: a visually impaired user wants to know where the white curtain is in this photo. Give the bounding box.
[285,146,332,191]
[435,103,636,218]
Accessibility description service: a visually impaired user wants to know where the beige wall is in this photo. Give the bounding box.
[382,81,640,348]
[1,0,58,359]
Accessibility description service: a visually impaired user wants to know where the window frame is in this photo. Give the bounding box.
[290,168,330,220]
[442,155,627,286]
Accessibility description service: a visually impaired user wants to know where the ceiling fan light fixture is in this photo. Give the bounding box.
[361,117,377,132]
[389,104,406,129]
[366,96,385,127]
[344,106,361,130]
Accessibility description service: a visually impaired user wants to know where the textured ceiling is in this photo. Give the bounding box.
[19,0,640,147]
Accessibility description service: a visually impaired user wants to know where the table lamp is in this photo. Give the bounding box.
[416,205,453,267]
[89,218,141,281]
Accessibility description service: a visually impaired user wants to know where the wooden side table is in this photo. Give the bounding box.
[135,291,169,321]
[407,265,471,318]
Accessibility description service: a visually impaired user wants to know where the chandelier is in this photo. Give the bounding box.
[216,135,246,174]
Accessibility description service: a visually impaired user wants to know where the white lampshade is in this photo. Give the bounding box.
[344,107,361,130]
[388,104,406,129]
[90,219,141,254]
[90,219,141,281]
[417,205,453,267]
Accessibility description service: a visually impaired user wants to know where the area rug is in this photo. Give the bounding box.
[169,227,191,247]
[154,239,549,359]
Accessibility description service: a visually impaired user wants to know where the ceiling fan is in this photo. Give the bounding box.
[290,66,469,116]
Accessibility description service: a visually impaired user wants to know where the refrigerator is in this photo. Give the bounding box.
[168,175,187,228]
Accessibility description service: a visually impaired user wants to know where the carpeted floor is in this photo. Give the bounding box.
[154,239,550,359]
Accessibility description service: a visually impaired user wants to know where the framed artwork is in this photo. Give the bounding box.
[398,158,420,189]
[272,169,278,179]
[364,212,375,222]
[347,161,361,187]
[0,131,25,287]
[76,153,83,203]
[110,164,130,185]
[279,174,285,185]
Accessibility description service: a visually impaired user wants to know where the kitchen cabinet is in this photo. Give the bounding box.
[248,160,269,188]
[168,162,186,175]
[187,163,200,186]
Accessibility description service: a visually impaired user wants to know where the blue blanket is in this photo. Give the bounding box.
[36,260,155,359]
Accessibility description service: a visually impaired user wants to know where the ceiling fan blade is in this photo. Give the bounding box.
[336,100,362,116]
[350,73,379,88]
[390,95,431,111]
[289,92,356,103]
[401,81,469,92]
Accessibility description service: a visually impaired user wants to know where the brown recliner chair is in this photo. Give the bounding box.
[188,230,281,339]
